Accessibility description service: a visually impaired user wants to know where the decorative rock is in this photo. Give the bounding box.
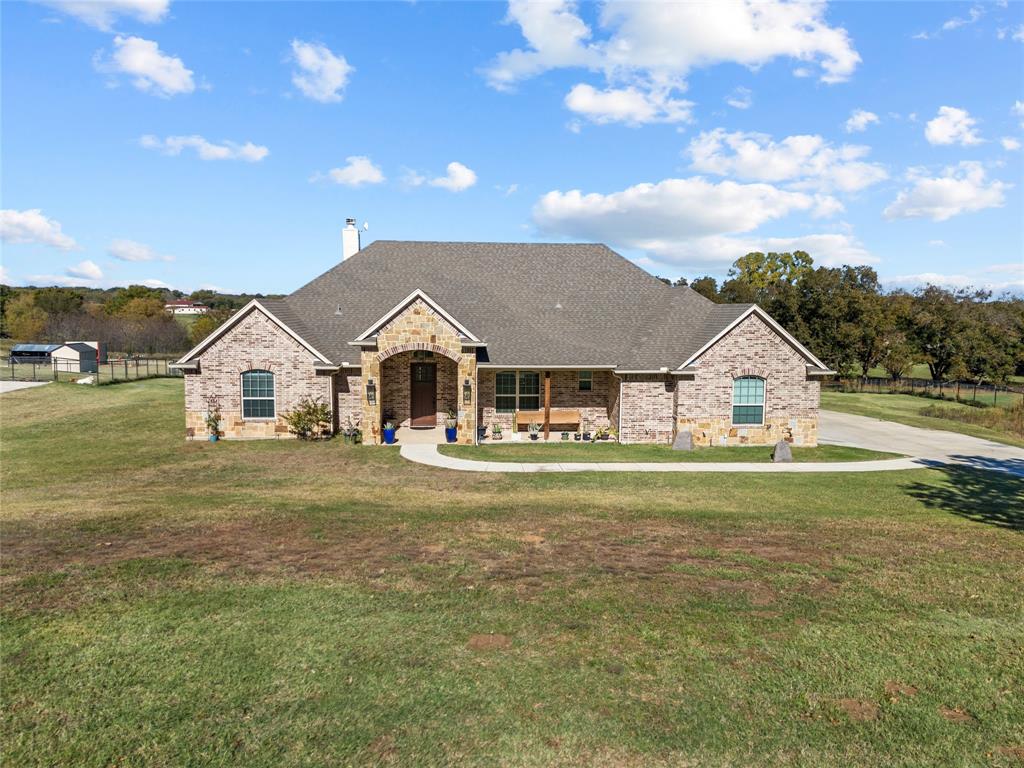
[672,430,694,451]
[772,440,793,463]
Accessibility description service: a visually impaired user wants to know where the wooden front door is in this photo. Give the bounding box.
[410,363,437,428]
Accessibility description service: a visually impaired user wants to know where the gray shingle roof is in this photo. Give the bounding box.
[205,241,800,370]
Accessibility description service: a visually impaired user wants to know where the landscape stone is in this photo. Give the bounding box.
[772,440,793,463]
[672,430,694,451]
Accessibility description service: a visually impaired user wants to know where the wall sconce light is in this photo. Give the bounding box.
[462,378,472,405]
[366,377,377,405]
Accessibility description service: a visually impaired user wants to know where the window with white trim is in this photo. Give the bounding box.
[578,370,593,391]
[494,370,540,413]
[732,376,765,425]
[241,370,275,418]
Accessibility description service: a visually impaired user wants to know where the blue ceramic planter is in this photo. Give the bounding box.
[383,428,397,445]
[209,434,218,443]
[445,426,458,443]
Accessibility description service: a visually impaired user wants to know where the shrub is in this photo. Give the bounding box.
[919,401,1024,438]
[284,396,332,439]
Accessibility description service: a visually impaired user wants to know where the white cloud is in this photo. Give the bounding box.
[316,156,385,187]
[94,35,195,97]
[725,86,752,110]
[533,176,827,246]
[40,0,169,31]
[289,40,353,103]
[1001,137,1021,151]
[496,183,519,196]
[139,278,172,289]
[942,5,984,31]
[0,209,79,251]
[925,106,982,146]
[657,233,876,268]
[883,270,1024,293]
[108,238,174,262]
[67,260,103,280]
[429,162,477,192]
[565,83,693,125]
[928,239,946,247]
[484,1,859,126]
[1014,100,1024,128]
[883,162,1010,222]
[0,265,11,283]
[686,129,887,193]
[844,109,879,133]
[140,134,269,162]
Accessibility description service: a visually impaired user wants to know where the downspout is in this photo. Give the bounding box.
[610,370,623,444]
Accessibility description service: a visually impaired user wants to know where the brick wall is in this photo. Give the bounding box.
[676,313,819,446]
[335,372,362,433]
[618,374,675,444]
[477,369,614,434]
[184,308,331,439]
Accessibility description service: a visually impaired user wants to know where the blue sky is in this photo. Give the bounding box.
[1,0,1022,295]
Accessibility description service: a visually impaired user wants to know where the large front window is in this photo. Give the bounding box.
[241,370,275,418]
[494,370,540,413]
[732,376,765,425]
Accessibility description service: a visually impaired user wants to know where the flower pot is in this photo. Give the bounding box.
[477,426,487,441]
[529,433,539,441]
[208,434,218,443]
[582,432,591,441]
[382,428,397,445]
[492,433,503,441]
[574,433,581,441]
[561,432,569,441]
[445,426,458,443]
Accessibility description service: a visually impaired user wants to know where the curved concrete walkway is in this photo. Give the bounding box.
[401,410,1024,476]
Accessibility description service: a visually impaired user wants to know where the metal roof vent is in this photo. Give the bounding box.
[555,301,563,310]
[334,304,343,316]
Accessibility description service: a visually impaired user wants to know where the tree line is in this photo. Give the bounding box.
[658,251,1024,385]
[0,285,276,355]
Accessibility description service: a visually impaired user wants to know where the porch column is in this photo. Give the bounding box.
[456,349,477,445]
[360,349,381,445]
[543,370,551,440]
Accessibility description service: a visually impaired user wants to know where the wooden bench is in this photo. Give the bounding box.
[516,409,581,429]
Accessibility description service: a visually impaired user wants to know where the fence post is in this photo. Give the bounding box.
[124,360,129,380]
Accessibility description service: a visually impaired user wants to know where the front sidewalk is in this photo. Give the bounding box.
[399,443,923,473]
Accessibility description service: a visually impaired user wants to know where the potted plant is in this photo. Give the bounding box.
[528,422,541,441]
[205,407,221,442]
[561,431,570,441]
[492,423,503,441]
[382,420,397,445]
[595,426,610,441]
[582,429,591,441]
[203,394,222,442]
[608,427,618,442]
[477,424,487,441]
[342,414,360,445]
[445,409,458,443]
[574,432,581,441]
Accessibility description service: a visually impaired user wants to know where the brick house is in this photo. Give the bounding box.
[173,222,833,446]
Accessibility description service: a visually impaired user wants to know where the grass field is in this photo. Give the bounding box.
[822,391,1024,448]
[2,380,1022,767]
[439,443,899,463]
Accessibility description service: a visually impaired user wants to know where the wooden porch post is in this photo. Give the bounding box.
[544,371,551,440]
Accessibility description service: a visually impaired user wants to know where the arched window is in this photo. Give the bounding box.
[732,376,765,425]
[241,370,275,418]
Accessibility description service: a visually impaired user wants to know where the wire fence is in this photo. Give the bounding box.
[823,376,1023,408]
[2,357,183,384]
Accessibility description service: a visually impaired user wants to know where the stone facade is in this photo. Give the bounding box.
[380,351,458,428]
[183,308,332,439]
[360,298,477,445]
[675,313,819,447]
[618,374,676,444]
[478,369,615,434]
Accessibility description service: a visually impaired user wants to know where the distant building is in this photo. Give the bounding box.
[165,300,210,315]
[10,341,106,373]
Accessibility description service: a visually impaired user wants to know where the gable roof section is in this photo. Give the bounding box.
[678,305,831,371]
[173,298,333,366]
[353,289,482,343]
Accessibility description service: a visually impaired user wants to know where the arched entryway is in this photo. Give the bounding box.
[379,349,459,430]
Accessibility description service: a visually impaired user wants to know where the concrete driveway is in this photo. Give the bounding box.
[820,409,1024,477]
[0,381,49,394]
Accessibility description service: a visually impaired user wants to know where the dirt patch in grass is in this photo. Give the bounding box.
[995,746,1024,762]
[939,706,977,724]
[837,699,879,722]
[467,633,512,650]
[884,681,918,698]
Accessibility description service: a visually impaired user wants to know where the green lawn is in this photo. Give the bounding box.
[2,380,1023,767]
[440,442,899,463]
[821,391,1024,448]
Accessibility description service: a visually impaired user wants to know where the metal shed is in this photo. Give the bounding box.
[52,342,104,373]
[9,343,62,364]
